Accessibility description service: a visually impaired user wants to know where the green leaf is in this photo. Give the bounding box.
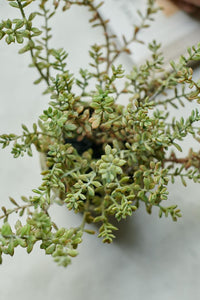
[105,144,111,155]
[9,2,19,8]
[181,176,187,187]
[0,31,5,40]
[92,181,101,188]
[1,223,12,236]
[88,186,94,197]
[7,239,14,256]
[45,244,56,255]
[20,224,31,237]
[31,27,42,36]
[65,124,77,131]
[16,33,24,44]
[15,20,24,30]
[173,143,182,152]
[6,34,15,44]
[28,13,37,21]
[5,19,12,29]
[67,249,78,257]
[16,238,26,247]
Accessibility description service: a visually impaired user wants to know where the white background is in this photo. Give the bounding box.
[0,1,200,299]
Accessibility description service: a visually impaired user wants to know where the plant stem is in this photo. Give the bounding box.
[16,0,50,85]
[0,203,33,220]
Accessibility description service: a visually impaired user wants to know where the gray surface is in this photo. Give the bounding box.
[0,2,200,300]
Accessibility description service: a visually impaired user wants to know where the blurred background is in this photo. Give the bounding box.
[0,1,200,299]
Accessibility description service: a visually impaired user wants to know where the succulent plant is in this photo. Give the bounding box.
[0,0,200,267]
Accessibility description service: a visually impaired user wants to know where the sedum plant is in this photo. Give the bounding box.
[0,0,200,267]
